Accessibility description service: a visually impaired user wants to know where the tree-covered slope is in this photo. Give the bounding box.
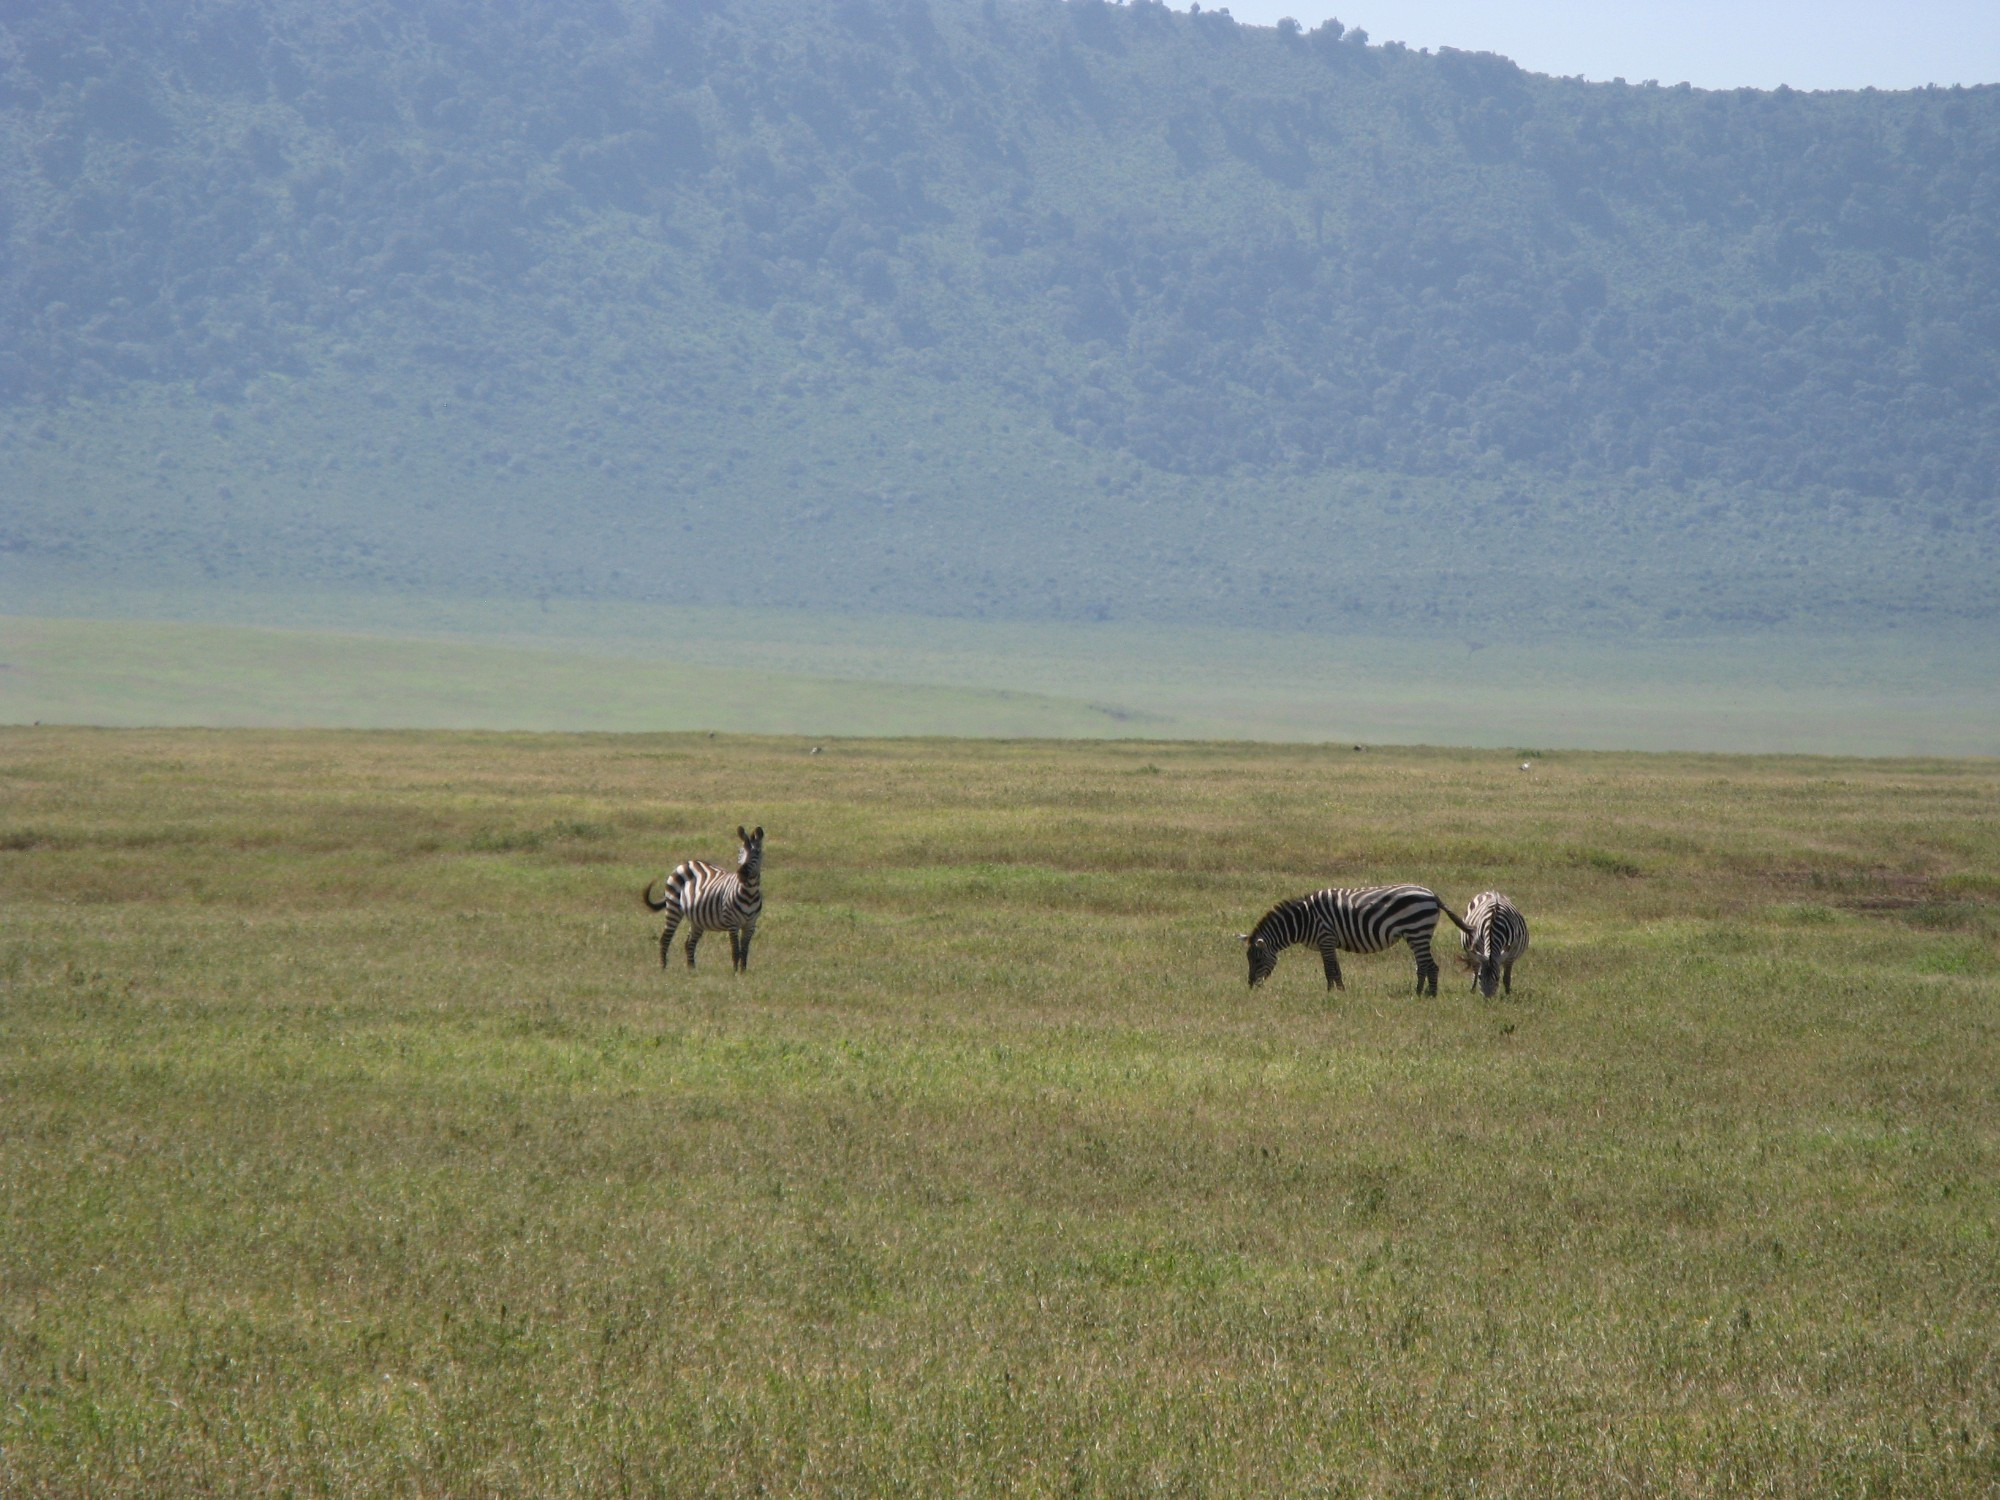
[2,0,1996,634]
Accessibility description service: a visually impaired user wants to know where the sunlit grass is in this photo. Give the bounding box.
[2,728,1997,1495]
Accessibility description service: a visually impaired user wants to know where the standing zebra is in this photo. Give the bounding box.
[1458,890,1529,998]
[642,825,764,972]
[1240,884,1472,996]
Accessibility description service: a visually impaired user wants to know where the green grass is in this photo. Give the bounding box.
[8,600,2000,754]
[2,728,1998,1495]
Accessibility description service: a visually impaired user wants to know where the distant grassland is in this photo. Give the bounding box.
[0,616,1137,739]
[3,728,1997,1495]
[6,598,2000,754]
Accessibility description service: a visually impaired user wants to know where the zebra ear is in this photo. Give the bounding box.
[753,826,763,840]
[738,825,749,842]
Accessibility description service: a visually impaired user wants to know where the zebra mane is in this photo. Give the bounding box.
[1249,897,1308,948]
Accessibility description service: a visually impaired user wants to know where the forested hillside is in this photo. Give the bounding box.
[3,0,1996,635]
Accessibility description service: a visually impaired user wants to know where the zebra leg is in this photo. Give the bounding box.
[684,929,703,969]
[1317,938,1344,992]
[1410,934,1438,996]
[728,929,742,972]
[1503,961,1514,996]
[736,925,756,973]
[658,914,680,970]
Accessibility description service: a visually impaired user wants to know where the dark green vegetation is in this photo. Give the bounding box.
[2,0,1997,637]
[3,728,1998,1493]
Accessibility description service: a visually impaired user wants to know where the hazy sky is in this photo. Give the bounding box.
[1189,2,2000,91]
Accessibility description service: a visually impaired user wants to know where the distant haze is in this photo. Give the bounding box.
[1208,1,2000,91]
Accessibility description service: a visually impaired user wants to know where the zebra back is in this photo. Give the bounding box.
[643,825,764,931]
[1297,884,1449,953]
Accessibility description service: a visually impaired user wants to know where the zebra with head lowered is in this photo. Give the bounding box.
[642,825,764,972]
[1457,890,1528,997]
[1241,883,1472,996]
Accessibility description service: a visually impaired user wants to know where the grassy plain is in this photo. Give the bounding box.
[2,727,1998,1495]
[0,616,1132,740]
[8,599,2000,754]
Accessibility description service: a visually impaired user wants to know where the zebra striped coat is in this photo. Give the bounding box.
[642,825,764,972]
[1241,883,1471,996]
[1458,890,1528,997]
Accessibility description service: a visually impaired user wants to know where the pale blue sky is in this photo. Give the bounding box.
[1184,2,2000,91]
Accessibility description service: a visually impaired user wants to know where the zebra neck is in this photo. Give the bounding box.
[1254,900,1311,951]
[738,862,761,896]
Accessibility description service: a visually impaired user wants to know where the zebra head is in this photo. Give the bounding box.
[1240,930,1279,988]
[736,825,764,874]
[1458,893,1503,997]
[1473,945,1502,999]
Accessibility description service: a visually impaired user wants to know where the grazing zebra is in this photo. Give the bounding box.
[641,825,764,972]
[1240,884,1472,996]
[1458,890,1529,998]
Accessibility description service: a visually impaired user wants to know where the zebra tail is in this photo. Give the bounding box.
[1440,901,1474,935]
[641,877,671,912]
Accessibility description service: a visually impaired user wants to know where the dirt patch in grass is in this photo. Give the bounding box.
[1761,865,1961,914]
